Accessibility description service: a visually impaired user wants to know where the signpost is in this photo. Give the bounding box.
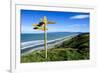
[43,16,48,59]
[32,16,55,59]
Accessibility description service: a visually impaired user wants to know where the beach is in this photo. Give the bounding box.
[21,34,78,55]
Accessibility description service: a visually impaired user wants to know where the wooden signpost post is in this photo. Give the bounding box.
[32,16,55,59]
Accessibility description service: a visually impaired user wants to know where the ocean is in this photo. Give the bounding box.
[21,32,80,43]
[21,32,81,53]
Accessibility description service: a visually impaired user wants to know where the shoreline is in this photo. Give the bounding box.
[21,34,78,56]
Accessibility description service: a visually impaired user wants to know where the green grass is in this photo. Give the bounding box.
[21,33,90,63]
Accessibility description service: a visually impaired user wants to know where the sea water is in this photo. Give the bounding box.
[21,32,80,52]
[21,32,80,43]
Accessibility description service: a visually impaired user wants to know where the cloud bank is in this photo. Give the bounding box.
[70,15,89,19]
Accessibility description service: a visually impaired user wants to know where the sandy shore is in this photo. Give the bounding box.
[21,34,78,56]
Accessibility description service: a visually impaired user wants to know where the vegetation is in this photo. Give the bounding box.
[21,33,90,63]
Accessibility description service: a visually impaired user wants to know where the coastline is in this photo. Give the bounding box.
[21,34,78,56]
[21,33,89,62]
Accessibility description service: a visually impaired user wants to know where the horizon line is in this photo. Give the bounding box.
[21,31,89,34]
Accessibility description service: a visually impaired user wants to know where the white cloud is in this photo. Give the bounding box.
[70,15,89,19]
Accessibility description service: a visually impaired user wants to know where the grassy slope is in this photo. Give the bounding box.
[21,33,89,63]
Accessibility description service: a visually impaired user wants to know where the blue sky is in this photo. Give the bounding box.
[21,9,90,33]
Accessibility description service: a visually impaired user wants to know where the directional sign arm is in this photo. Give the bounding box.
[47,21,56,24]
[32,24,38,26]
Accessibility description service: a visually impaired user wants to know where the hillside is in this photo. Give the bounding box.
[21,33,90,63]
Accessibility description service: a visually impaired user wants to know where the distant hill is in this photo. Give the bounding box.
[21,33,90,63]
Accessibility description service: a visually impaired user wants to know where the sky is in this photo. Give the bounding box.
[21,9,90,33]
